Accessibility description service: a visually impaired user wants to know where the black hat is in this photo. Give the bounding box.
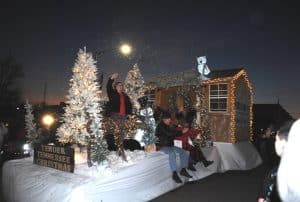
[162,111,171,119]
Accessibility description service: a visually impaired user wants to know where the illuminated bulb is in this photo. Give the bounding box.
[42,114,55,127]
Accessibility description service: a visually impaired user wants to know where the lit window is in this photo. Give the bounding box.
[209,84,228,112]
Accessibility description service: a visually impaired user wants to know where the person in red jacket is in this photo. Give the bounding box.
[176,122,213,167]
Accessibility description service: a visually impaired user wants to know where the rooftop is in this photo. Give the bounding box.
[147,68,244,88]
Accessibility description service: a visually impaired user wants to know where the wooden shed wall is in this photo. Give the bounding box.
[234,76,251,141]
[204,82,232,142]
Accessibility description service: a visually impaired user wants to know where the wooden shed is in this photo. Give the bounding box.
[146,68,253,143]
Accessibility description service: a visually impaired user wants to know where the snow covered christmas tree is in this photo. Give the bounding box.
[57,48,108,165]
[24,99,38,144]
[124,63,145,110]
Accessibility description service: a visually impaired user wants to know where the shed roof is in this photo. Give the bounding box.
[147,68,244,88]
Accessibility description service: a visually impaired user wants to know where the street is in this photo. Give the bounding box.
[151,164,268,202]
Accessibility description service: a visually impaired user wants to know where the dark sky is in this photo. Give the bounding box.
[1,0,300,113]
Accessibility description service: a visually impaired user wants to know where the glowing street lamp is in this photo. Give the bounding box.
[42,114,55,128]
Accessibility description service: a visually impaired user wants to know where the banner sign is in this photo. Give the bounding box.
[34,144,75,173]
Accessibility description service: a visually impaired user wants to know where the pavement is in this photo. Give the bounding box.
[151,164,269,202]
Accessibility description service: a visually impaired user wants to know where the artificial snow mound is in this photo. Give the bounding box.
[2,142,262,202]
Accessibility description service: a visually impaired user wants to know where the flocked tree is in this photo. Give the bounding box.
[24,99,38,144]
[124,63,145,110]
[57,48,108,166]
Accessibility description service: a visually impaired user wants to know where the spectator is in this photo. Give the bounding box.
[277,119,300,202]
[259,124,277,169]
[257,120,294,202]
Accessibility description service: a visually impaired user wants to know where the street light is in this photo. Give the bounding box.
[42,114,55,128]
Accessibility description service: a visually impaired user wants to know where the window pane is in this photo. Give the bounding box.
[210,98,219,103]
[219,98,227,103]
[219,84,227,90]
[219,102,227,110]
[210,85,218,91]
[219,90,228,96]
[210,103,218,109]
[210,91,218,96]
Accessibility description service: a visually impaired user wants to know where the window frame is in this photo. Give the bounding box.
[209,83,228,113]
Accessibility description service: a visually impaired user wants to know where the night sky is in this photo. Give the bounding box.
[1,0,300,113]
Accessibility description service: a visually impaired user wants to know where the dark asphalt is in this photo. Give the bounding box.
[151,164,268,202]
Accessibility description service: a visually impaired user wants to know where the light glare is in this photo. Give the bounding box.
[42,114,55,127]
[120,44,132,55]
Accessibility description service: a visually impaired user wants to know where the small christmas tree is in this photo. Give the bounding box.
[124,63,145,110]
[57,48,108,166]
[90,119,109,164]
[24,100,38,144]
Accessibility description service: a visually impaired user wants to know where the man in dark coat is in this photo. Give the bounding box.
[257,121,294,202]
[155,112,196,183]
[106,72,132,117]
[105,72,133,158]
